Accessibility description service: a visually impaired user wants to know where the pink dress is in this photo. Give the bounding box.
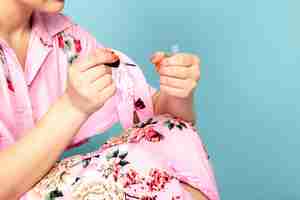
[0,12,219,200]
[25,114,219,200]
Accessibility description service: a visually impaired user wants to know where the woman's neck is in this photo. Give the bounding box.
[0,0,33,42]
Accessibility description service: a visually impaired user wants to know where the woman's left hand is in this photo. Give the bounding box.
[151,52,200,98]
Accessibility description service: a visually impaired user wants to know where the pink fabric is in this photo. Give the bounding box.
[0,12,219,200]
[0,12,155,150]
[25,114,220,200]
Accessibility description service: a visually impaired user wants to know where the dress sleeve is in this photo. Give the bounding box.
[61,24,155,147]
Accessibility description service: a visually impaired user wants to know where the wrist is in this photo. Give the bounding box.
[156,90,195,121]
[59,94,91,120]
[160,90,194,104]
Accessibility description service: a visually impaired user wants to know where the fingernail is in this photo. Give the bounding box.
[111,54,119,61]
[155,63,162,72]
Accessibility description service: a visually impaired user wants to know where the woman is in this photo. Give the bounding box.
[0,0,219,199]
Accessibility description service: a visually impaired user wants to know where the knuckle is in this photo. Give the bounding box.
[182,90,190,98]
[175,54,182,63]
[179,68,188,79]
[193,55,200,64]
[160,67,168,75]
[184,79,191,88]
[104,74,113,83]
[160,76,167,85]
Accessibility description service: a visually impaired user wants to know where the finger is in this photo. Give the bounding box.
[160,76,193,89]
[150,51,166,64]
[150,51,167,72]
[161,53,197,67]
[75,48,119,72]
[98,82,117,103]
[159,66,189,79]
[160,85,190,98]
[90,74,113,92]
[82,65,110,83]
[190,64,201,81]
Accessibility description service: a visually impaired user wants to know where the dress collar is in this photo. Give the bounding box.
[31,12,73,46]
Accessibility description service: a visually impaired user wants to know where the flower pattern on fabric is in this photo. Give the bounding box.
[0,46,14,92]
[57,31,82,64]
[135,118,158,129]
[134,98,146,110]
[129,126,164,143]
[164,118,189,131]
[101,118,162,151]
[45,189,63,200]
[0,46,6,65]
[28,115,218,200]
[32,145,177,200]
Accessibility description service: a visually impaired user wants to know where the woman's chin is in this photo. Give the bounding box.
[40,1,65,13]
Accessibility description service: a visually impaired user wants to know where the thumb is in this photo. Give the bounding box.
[150,51,167,71]
[150,51,167,64]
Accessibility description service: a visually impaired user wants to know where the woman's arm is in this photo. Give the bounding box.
[181,183,208,200]
[0,95,88,200]
[151,52,200,123]
[0,48,118,200]
[153,91,196,123]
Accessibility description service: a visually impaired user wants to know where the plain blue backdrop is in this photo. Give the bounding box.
[63,1,300,199]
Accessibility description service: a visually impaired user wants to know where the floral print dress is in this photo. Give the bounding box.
[0,12,219,200]
[25,115,220,200]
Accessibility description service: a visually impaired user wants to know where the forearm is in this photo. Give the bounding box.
[153,91,196,123]
[0,94,88,199]
[181,183,208,200]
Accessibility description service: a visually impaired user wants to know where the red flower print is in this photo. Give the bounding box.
[129,127,163,143]
[144,128,164,142]
[128,129,145,143]
[122,169,141,187]
[74,39,82,53]
[134,98,146,110]
[6,78,14,92]
[141,197,157,200]
[172,196,182,200]
[58,34,64,48]
[147,169,172,192]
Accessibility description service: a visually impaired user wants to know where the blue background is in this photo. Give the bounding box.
[63,1,300,199]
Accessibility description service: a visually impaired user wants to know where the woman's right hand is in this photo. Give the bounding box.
[64,48,118,116]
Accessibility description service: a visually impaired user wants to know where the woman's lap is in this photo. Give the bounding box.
[25,114,219,200]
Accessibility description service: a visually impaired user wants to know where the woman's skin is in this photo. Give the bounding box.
[0,0,203,199]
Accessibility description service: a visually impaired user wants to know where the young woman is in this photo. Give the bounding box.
[0,0,219,199]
